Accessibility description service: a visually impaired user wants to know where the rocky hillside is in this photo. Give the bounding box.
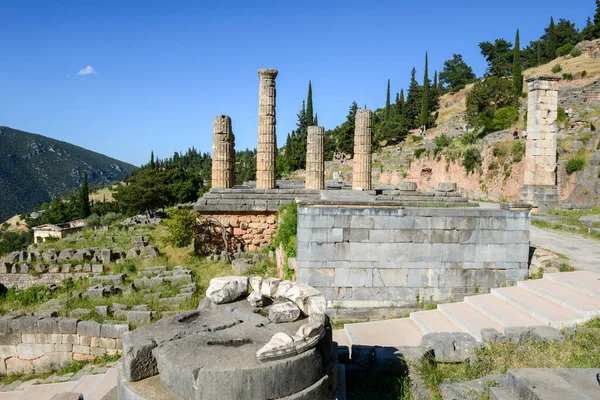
[0,126,137,221]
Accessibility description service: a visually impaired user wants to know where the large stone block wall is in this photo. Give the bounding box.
[200,212,277,252]
[296,204,530,308]
[0,316,128,375]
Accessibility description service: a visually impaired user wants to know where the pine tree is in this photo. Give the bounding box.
[420,53,430,129]
[385,79,391,121]
[306,81,314,127]
[581,16,596,40]
[546,17,557,60]
[80,173,91,219]
[150,151,156,170]
[405,68,421,129]
[513,29,523,94]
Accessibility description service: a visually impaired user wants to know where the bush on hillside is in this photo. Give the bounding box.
[570,47,582,57]
[566,157,585,175]
[556,43,574,57]
[562,73,574,80]
[551,64,563,73]
[492,106,519,131]
[462,148,481,174]
[459,131,478,146]
[414,148,426,158]
[512,140,525,163]
[557,107,567,122]
[434,134,452,149]
[581,70,587,77]
[466,76,519,132]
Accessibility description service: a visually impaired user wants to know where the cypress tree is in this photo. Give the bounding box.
[513,29,523,94]
[546,17,557,60]
[306,81,314,127]
[150,151,155,170]
[420,52,430,129]
[405,69,421,129]
[314,113,318,126]
[80,173,91,219]
[385,79,391,121]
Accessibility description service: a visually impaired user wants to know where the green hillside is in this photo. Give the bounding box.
[0,126,137,221]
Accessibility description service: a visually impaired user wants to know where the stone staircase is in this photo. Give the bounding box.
[333,271,600,349]
[0,366,117,400]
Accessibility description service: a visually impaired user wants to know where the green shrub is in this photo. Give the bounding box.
[462,149,480,174]
[163,208,197,248]
[3,285,54,307]
[434,134,452,149]
[492,145,508,158]
[562,73,573,80]
[556,43,574,57]
[581,70,587,77]
[459,131,478,146]
[488,161,498,171]
[551,64,563,73]
[99,212,123,227]
[492,106,519,131]
[570,47,582,57]
[566,157,585,175]
[270,201,297,255]
[411,135,424,143]
[414,148,426,158]
[557,107,567,122]
[512,140,525,163]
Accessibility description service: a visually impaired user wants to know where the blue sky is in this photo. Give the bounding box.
[0,0,593,166]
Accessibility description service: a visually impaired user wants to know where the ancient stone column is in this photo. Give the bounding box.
[256,68,278,190]
[520,76,560,209]
[211,115,235,189]
[352,109,373,191]
[305,126,325,190]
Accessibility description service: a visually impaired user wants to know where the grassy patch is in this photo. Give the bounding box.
[414,317,600,396]
[532,210,600,241]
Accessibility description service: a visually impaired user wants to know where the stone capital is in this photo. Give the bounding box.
[258,68,278,79]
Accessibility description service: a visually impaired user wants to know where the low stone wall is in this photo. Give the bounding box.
[296,201,531,308]
[198,212,277,252]
[0,273,91,290]
[0,316,128,375]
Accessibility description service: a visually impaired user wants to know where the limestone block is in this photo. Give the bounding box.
[437,182,457,192]
[73,344,90,354]
[284,283,321,315]
[77,321,101,337]
[50,393,84,400]
[256,332,295,361]
[0,345,17,358]
[54,343,73,352]
[0,334,20,346]
[91,346,106,357]
[206,276,249,304]
[421,332,483,363]
[6,357,34,374]
[62,334,78,345]
[99,337,117,349]
[398,181,417,191]
[16,343,54,360]
[73,353,94,361]
[306,296,327,315]
[275,280,294,299]
[260,277,281,298]
[268,302,301,323]
[247,291,265,307]
[22,333,36,344]
[127,311,153,326]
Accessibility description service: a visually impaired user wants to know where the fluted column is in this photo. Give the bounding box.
[211,115,235,189]
[306,126,324,190]
[352,109,373,191]
[256,68,278,189]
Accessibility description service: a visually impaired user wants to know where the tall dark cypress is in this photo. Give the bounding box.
[314,113,318,126]
[80,173,91,218]
[150,151,155,170]
[513,29,523,94]
[420,52,430,129]
[546,17,557,60]
[385,79,391,121]
[306,81,314,127]
[405,69,421,128]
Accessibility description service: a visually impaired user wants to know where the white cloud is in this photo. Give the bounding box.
[77,66,95,76]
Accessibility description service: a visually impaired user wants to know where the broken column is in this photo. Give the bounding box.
[520,76,560,209]
[305,126,325,190]
[256,68,278,190]
[352,109,373,191]
[211,115,235,189]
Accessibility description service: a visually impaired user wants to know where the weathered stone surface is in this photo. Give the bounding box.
[140,246,159,257]
[590,149,600,166]
[89,274,126,286]
[421,332,482,363]
[77,320,101,337]
[247,291,265,307]
[95,305,108,316]
[256,332,295,361]
[284,283,321,315]
[260,277,281,298]
[231,259,254,274]
[398,181,417,191]
[269,302,301,323]
[306,126,325,190]
[100,323,129,339]
[211,115,235,189]
[256,68,278,190]
[439,373,506,400]
[206,276,249,304]
[249,276,263,292]
[128,311,153,326]
[578,214,600,227]
[437,182,457,192]
[352,109,373,191]
[50,393,84,400]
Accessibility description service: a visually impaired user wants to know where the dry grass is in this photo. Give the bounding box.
[436,84,474,124]
[523,52,600,90]
[1,215,28,233]
[89,186,120,203]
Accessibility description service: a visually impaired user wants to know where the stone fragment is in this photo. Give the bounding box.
[140,246,159,257]
[284,283,321,315]
[127,311,153,326]
[100,323,129,339]
[249,276,262,292]
[421,332,482,363]
[437,182,457,192]
[206,276,249,304]
[274,280,294,299]
[132,304,150,311]
[306,296,327,316]
[268,301,301,323]
[50,393,84,400]
[256,332,295,362]
[247,291,265,307]
[260,277,281,298]
[95,305,108,316]
[91,264,103,273]
[71,309,92,318]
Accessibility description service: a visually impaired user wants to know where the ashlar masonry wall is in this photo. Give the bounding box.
[0,316,128,375]
[296,203,530,308]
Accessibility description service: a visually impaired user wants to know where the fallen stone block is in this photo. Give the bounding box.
[439,373,506,400]
[71,309,92,318]
[421,332,482,363]
[206,276,248,304]
[268,301,301,323]
[247,291,265,307]
[95,305,108,316]
[50,393,84,400]
[128,311,153,326]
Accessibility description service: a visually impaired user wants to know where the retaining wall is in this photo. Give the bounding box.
[296,202,531,308]
[0,316,128,375]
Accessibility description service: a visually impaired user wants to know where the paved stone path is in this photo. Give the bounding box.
[530,226,600,274]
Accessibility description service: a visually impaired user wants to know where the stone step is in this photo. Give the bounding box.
[0,393,19,400]
[344,318,423,347]
[489,387,518,400]
[506,368,600,400]
[69,373,103,396]
[518,279,600,319]
[464,294,546,328]
[491,287,586,329]
[438,302,503,341]
[86,368,118,400]
[13,381,75,399]
[409,310,463,334]
[544,271,600,299]
[332,329,352,349]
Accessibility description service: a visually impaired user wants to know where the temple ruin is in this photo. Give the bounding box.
[256,68,278,190]
[211,115,235,189]
[352,109,373,191]
[305,126,325,190]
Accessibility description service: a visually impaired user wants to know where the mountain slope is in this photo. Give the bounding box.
[0,126,137,221]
